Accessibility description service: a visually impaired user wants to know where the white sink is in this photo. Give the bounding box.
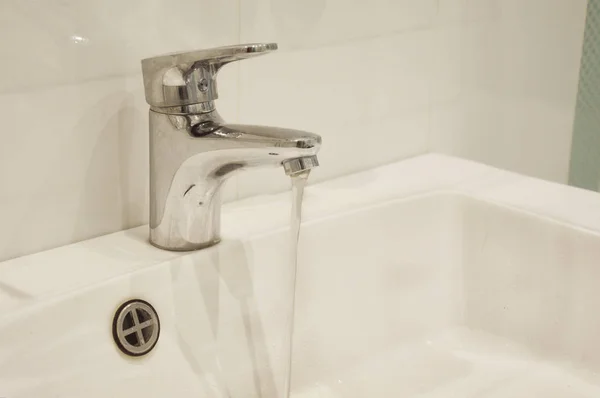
[1,154,600,397]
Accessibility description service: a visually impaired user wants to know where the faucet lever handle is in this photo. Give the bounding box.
[142,43,278,108]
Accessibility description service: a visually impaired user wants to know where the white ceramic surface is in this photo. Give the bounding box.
[2,154,600,396]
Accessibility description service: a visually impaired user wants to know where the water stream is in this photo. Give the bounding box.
[282,169,311,398]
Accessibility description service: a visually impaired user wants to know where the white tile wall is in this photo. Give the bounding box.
[237,30,432,196]
[431,0,588,184]
[0,0,240,261]
[0,0,239,92]
[0,0,589,261]
[240,0,436,49]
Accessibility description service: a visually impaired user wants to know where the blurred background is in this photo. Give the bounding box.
[0,0,595,261]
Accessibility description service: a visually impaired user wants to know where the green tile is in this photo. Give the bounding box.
[569,0,600,191]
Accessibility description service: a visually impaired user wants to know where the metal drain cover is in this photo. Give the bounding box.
[112,299,160,357]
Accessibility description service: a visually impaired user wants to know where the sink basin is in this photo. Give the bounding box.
[1,154,600,397]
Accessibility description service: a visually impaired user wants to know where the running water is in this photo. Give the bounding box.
[281,169,311,398]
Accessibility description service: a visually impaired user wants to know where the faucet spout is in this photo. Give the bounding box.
[213,123,321,167]
[283,156,320,176]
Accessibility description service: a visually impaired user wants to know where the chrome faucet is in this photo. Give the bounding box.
[141,43,321,251]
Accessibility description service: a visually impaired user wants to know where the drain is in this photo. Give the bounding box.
[112,299,160,357]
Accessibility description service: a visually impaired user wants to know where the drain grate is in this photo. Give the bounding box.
[112,299,160,357]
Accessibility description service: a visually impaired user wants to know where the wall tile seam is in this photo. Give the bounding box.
[0,70,144,97]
